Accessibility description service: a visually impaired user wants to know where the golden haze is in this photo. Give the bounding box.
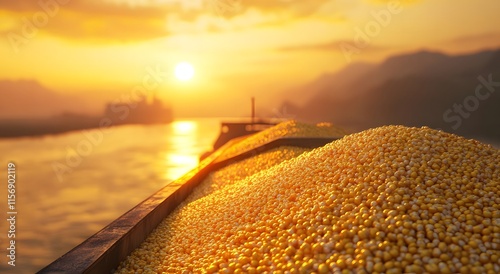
[1,0,500,117]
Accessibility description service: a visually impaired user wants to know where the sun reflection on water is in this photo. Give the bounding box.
[164,121,200,180]
[173,120,198,135]
[0,119,219,273]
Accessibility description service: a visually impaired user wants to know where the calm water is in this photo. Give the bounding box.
[0,119,220,273]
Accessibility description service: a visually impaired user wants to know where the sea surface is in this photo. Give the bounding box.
[0,119,220,273]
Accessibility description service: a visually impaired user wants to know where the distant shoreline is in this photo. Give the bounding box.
[0,116,172,139]
[1,118,499,151]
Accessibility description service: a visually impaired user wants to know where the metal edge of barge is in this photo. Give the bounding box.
[38,136,340,274]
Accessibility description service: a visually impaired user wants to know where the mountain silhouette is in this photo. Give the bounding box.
[0,80,91,119]
[285,48,500,140]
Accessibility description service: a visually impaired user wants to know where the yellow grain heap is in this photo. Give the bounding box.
[219,120,346,160]
[116,125,499,274]
[187,146,311,203]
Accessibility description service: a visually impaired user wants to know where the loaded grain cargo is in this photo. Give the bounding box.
[40,121,500,274]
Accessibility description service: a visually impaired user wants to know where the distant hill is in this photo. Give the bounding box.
[283,48,500,140]
[0,80,92,119]
[282,62,376,106]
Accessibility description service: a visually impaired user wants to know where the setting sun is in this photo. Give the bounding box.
[174,62,195,81]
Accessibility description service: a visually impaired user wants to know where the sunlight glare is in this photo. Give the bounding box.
[165,154,199,180]
[174,62,195,81]
[172,121,197,135]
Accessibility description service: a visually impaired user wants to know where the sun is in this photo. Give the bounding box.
[174,62,195,81]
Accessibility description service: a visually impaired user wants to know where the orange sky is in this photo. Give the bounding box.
[1,0,500,117]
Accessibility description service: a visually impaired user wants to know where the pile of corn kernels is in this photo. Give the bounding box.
[187,146,311,203]
[116,125,499,274]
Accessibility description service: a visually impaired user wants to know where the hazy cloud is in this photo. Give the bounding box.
[364,0,423,4]
[448,32,500,45]
[277,40,388,53]
[0,0,336,42]
[242,0,329,15]
[0,0,174,42]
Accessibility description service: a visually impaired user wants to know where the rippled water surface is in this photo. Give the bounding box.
[0,119,219,273]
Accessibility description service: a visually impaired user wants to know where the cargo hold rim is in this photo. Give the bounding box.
[38,136,340,274]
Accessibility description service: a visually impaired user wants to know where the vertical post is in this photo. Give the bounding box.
[251,97,255,124]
